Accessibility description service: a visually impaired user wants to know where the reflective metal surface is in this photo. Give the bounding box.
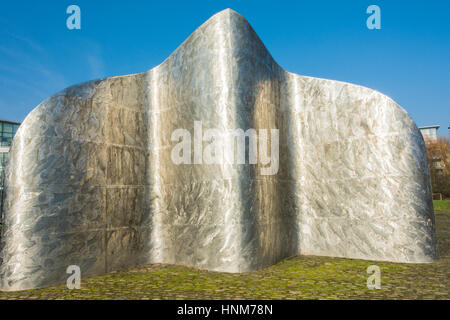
[0,9,438,291]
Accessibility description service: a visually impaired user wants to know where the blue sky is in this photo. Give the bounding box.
[0,0,449,132]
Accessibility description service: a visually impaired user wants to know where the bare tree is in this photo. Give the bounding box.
[425,136,450,198]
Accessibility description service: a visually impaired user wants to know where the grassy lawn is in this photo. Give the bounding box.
[434,200,450,212]
[0,211,449,300]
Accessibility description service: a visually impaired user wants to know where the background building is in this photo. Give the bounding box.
[419,125,443,171]
[0,119,20,217]
[419,124,450,200]
[419,125,440,143]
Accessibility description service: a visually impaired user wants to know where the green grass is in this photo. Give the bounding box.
[0,211,449,300]
[434,200,450,212]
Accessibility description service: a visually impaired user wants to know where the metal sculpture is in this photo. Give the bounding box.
[0,9,437,291]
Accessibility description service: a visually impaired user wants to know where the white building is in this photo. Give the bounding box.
[419,125,440,143]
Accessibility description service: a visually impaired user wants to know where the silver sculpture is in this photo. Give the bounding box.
[0,9,438,291]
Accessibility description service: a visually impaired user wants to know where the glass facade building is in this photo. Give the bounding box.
[0,120,20,217]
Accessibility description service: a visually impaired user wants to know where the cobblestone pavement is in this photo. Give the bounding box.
[0,212,448,300]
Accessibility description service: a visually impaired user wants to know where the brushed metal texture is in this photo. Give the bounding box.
[0,9,437,291]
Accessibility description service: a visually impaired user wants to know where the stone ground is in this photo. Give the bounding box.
[0,211,448,300]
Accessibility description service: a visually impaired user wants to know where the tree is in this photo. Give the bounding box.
[425,136,450,198]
